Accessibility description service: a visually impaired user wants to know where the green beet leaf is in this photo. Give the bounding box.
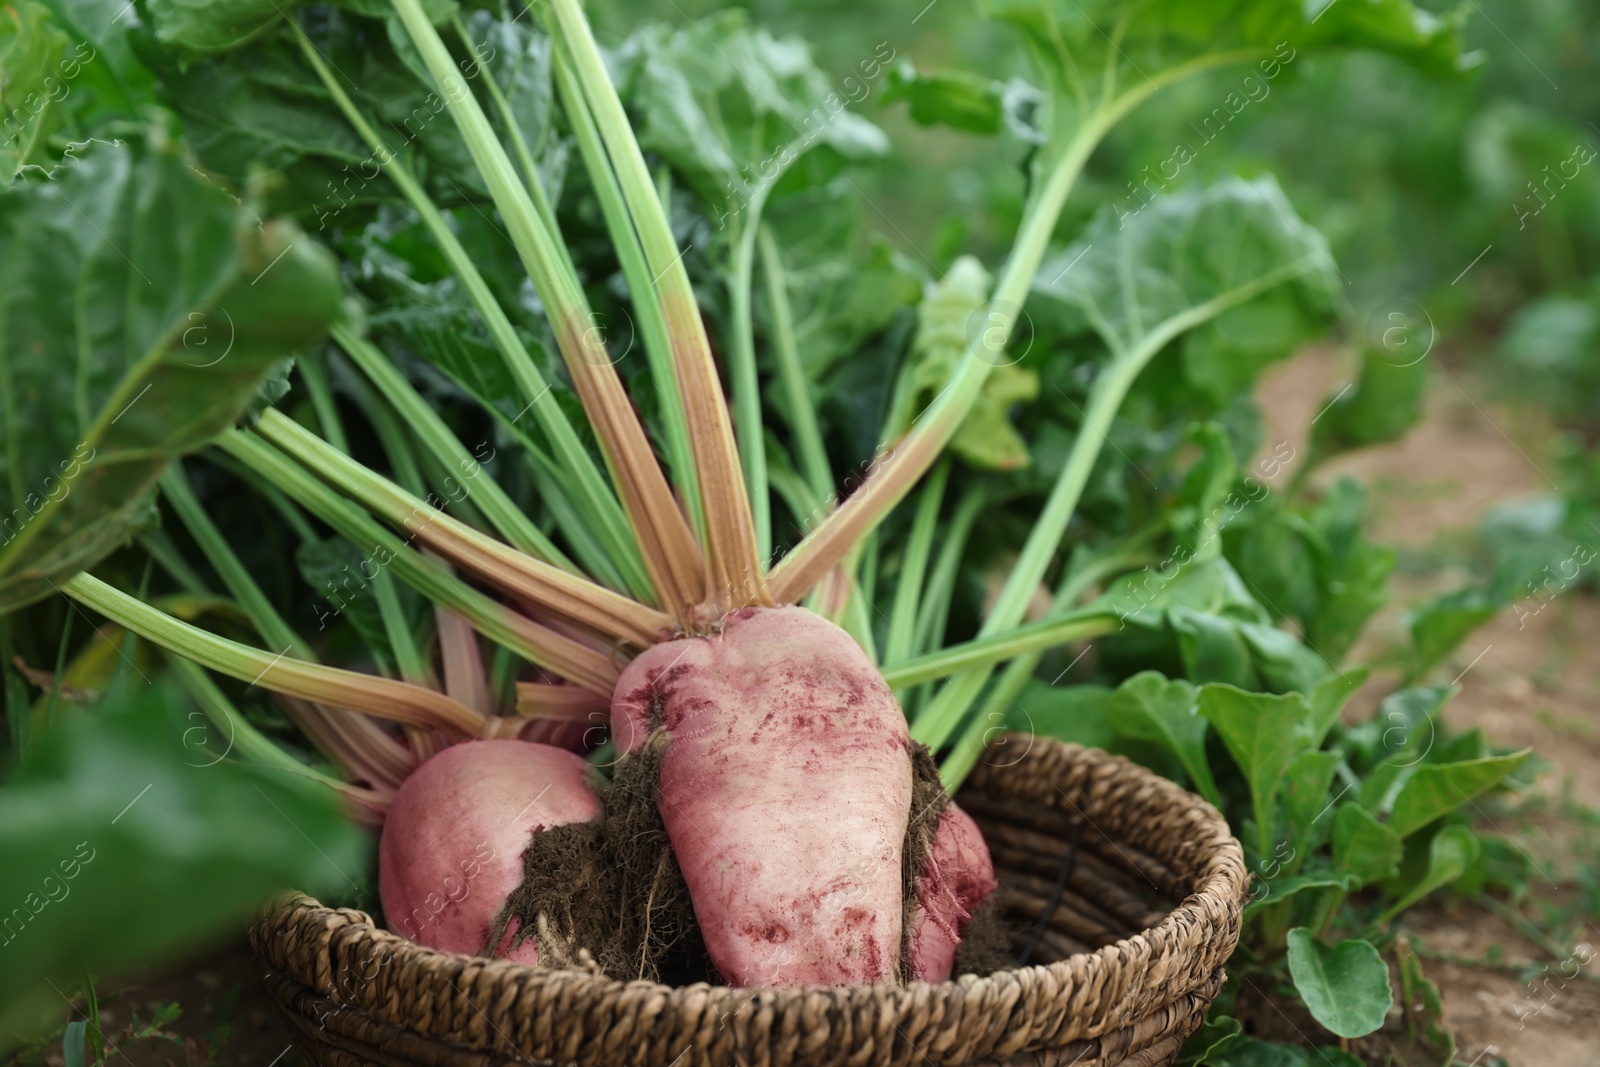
[1177,1013,1241,1065]
[1096,554,1244,631]
[459,8,555,180]
[1171,609,1327,694]
[295,535,408,673]
[36,0,157,126]
[1332,802,1404,887]
[1281,748,1342,864]
[1244,870,1353,920]
[1306,666,1369,750]
[886,256,1039,471]
[1033,177,1339,367]
[1219,497,1319,626]
[0,136,343,611]
[1108,671,1221,807]
[144,0,289,53]
[1007,680,1113,751]
[616,10,888,218]
[1094,555,1323,693]
[1199,683,1315,856]
[1380,824,1481,920]
[139,7,500,217]
[0,679,366,1034]
[1299,0,1478,76]
[1386,750,1531,838]
[1171,423,1238,563]
[882,62,1006,135]
[990,0,1474,184]
[151,34,371,200]
[0,0,70,178]
[1219,476,1394,666]
[1309,347,1429,458]
[1347,684,1454,776]
[1303,480,1395,663]
[145,0,453,54]
[1405,587,1501,682]
[1285,928,1394,1038]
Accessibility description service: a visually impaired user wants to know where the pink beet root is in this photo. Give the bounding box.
[909,802,999,981]
[378,739,600,964]
[613,606,913,986]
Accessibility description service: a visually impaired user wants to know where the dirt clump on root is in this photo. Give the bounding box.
[484,818,617,969]
[900,742,1016,981]
[489,729,717,983]
[600,731,718,984]
[900,742,950,983]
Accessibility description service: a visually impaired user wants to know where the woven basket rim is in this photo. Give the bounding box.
[253,736,1248,1066]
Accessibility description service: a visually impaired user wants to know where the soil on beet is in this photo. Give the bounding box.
[484,818,618,969]
[491,727,718,984]
[900,742,950,983]
[898,741,1016,980]
[597,733,717,984]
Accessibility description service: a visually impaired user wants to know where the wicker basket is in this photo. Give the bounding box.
[250,737,1247,1067]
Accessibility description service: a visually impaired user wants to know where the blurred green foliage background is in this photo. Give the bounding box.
[608,0,1599,319]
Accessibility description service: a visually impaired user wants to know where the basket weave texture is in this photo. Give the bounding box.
[250,737,1248,1067]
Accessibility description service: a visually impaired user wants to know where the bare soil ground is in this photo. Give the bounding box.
[9,939,304,1067]
[1259,346,1600,1066]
